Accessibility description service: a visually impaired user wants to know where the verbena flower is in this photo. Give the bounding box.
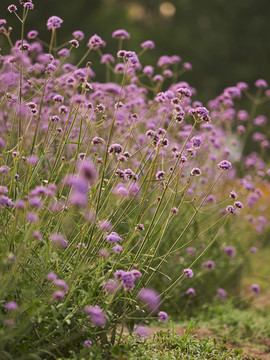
[83,340,92,347]
[158,311,168,322]
[5,301,18,311]
[217,288,227,299]
[218,160,232,170]
[134,325,149,337]
[186,288,196,296]
[138,288,160,312]
[141,40,155,49]
[112,29,130,39]
[183,268,194,278]
[223,246,235,258]
[250,284,260,293]
[84,305,106,326]
[7,5,17,12]
[47,16,63,30]
[106,232,122,243]
[114,269,142,290]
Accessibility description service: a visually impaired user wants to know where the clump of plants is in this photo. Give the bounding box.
[0,2,269,358]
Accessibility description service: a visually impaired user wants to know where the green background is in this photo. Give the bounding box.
[0,0,269,101]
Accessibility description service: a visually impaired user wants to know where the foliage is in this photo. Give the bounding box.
[0,3,269,358]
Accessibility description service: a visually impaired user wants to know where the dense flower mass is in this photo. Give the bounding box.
[0,4,269,358]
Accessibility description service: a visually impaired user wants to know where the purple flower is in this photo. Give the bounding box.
[83,340,93,347]
[47,16,63,30]
[234,201,244,209]
[158,311,168,322]
[156,171,165,180]
[87,34,105,49]
[137,224,145,231]
[190,106,211,122]
[77,160,97,185]
[72,30,84,40]
[183,62,192,70]
[54,279,69,292]
[7,4,17,12]
[46,272,58,281]
[53,291,65,300]
[202,260,215,270]
[84,305,106,326]
[183,268,194,278]
[108,143,123,155]
[230,191,238,199]
[5,301,18,311]
[157,55,172,67]
[226,205,235,214]
[171,55,181,63]
[191,136,202,148]
[29,196,42,208]
[255,79,268,88]
[50,233,68,248]
[0,186,8,195]
[106,232,122,243]
[218,160,232,171]
[138,288,160,312]
[103,279,119,294]
[223,246,235,258]
[143,65,154,76]
[177,87,192,97]
[186,288,196,296]
[190,168,201,176]
[101,54,115,64]
[23,2,34,10]
[99,220,112,231]
[217,288,227,299]
[114,269,142,291]
[112,29,130,39]
[26,212,38,223]
[250,284,260,294]
[134,325,149,337]
[141,40,155,49]
[92,136,105,145]
[112,244,123,253]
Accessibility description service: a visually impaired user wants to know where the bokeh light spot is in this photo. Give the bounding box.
[160,2,176,17]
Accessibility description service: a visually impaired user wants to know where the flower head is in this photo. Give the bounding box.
[250,284,260,294]
[186,288,196,296]
[112,29,130,39]
[5,301,18,311]
[83,340,93,347]
[141,40,155,49]
[84,305,106,326]
[8,4,17,12]
[47,16,63,30]
[87,34,105,49]
[138,288,160,312]
[218,160,232,171]
[158,311,168,322]
[183,268,194,278]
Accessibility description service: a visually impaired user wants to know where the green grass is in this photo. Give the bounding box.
[56,326,258,360]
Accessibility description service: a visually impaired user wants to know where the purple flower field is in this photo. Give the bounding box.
[0,2,269,358]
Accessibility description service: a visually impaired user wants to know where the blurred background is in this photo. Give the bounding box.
[1,0,270,101]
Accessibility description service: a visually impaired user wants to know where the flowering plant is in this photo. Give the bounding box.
[0,2,269,357]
